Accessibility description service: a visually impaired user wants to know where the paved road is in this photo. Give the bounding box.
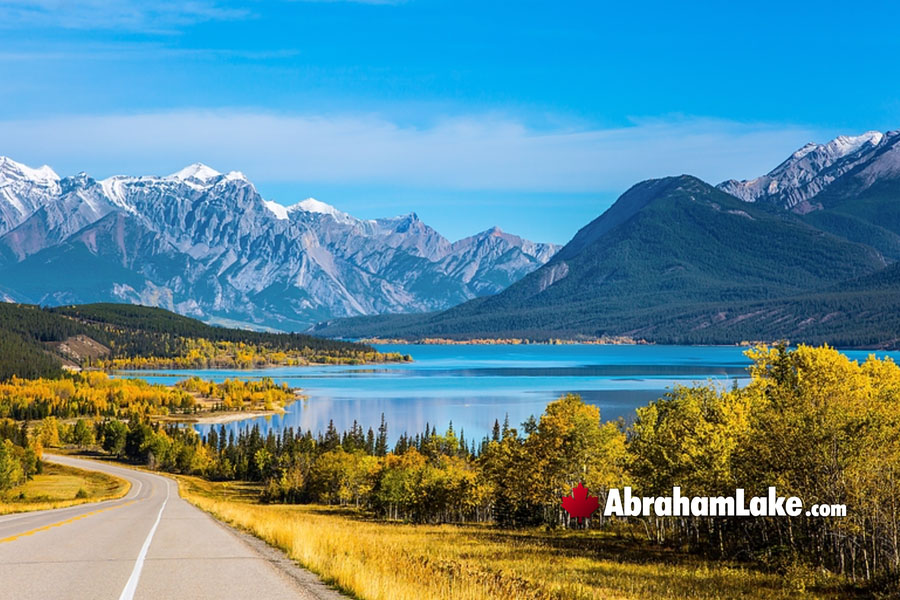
[0,454,344,600]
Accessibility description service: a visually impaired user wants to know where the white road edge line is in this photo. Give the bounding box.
[118,478,169,600]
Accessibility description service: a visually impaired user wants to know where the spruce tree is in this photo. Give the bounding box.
[375,413,388,457]
[365,428,375,455]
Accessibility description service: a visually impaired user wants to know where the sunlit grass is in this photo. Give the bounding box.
[176,475,850,600]
[0,462,129,515]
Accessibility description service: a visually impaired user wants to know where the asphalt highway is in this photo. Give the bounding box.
[0,454,343,600]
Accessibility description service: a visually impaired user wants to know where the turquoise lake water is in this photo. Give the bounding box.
[118,344,899,444]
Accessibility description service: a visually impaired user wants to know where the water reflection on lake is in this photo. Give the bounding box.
[116,344,898,445]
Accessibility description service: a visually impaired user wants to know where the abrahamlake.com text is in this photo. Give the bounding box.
[604,487,846,518]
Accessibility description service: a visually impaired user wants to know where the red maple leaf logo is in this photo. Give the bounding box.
[562,482,599,522]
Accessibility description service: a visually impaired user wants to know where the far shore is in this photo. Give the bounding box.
[360,337,649,345]
[155,391,304,425]
[163,409,286,425]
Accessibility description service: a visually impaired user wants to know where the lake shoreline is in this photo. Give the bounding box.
[155,392,305,425]
[359,337,648,345]
[163,409,287,425]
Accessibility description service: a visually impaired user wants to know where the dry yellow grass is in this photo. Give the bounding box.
[176,476,849,600]
[0,462,130,515]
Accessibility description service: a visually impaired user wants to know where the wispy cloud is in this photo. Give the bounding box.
[0,44,302,63]
[0,110,823,194]
[288,0,407,4]
[0,0,401,31]
[0,0,250,31]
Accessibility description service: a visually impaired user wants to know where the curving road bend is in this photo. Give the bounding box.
[0,454,342,600]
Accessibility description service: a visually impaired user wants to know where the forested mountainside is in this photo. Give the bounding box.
[0,302,395,380]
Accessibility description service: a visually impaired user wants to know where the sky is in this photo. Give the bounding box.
[0,1,898,244]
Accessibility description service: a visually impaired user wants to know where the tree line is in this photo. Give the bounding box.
[0,419,41,492]
[0,373,297,420]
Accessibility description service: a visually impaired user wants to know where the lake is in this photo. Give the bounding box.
[118,344,898,445]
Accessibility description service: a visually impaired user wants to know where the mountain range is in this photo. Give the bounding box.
[315,130,900,347]
[5,128,900,347]
[0,158,558,330]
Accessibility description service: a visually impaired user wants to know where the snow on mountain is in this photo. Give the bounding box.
[718,130,893,212]
[290,197,360,226]
[168,162,222,182]
[263,200,290,220]
[0,159,559,331]
[0,156,59,184]
[0,156,61,234]
[296,197,340,216]
[792,131,884,161]
[844,133,900,186]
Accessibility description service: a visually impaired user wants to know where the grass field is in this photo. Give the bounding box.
[0,462,129,515]
[176,476,854,600]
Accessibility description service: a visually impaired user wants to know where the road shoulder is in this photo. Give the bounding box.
[207,514,351,600]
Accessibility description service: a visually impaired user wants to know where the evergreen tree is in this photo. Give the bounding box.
[375,413,388,457]
[323,420,340,451]
[365,428,376,455]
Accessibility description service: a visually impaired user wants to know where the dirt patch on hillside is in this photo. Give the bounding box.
[46,335,111,368]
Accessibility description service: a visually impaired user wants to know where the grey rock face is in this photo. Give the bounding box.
[0,160,558,330]
[718,130,897,212]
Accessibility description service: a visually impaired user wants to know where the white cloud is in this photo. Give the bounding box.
[0,110,824,194]
[0,0,249,31]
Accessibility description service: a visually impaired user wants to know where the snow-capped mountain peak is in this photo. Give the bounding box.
[791,142,819,160]
[168,163,222,183]
[291,198,358,224]
[0,157,62,232]
[263,200,290,220]
[296,197,341,216]
[0,156,60,184]
[718,129,893,211]
[808,131,884,160]
[222,170,249,183]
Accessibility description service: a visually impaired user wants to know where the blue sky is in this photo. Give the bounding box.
[0,1,898,243]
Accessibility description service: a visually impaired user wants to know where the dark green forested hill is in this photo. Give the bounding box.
[0,302,377,380]
[466,176,882,309]
[313,175,900,347]
[800,169,900,260]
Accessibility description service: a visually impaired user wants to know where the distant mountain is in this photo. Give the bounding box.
[0,156,60,235]
[9,128,900,347]
[719,130,900,260]
[314,159,900,347]
[0,158,558,330]
[718,131,887,212]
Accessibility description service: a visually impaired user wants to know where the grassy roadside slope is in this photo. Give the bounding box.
[176,475,849,600]
[0,462,129,515]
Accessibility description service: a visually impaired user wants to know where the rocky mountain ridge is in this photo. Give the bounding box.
[0,158,559,330]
